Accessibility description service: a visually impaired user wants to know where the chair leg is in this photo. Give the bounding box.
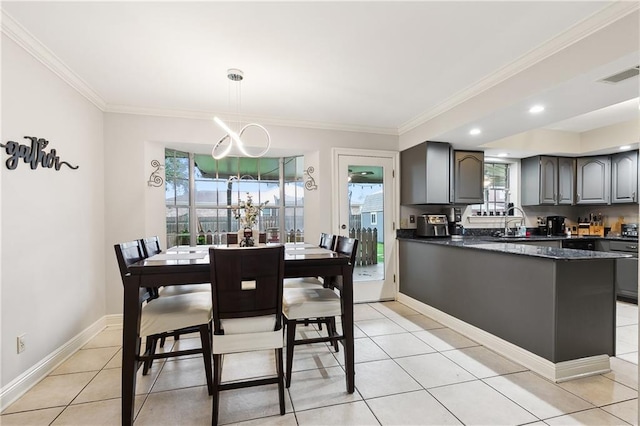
[276,348,285,415]
[212,353,222,426]
[142,336,156,375]
[329,318,339,352]
[285,319,296,388]
[200,324,214,396]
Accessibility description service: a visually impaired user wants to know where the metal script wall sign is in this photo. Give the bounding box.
[147,160,164,187]
[0,136,79,171]
[304,166,317,191]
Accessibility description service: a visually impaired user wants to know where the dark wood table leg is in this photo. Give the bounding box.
[341,264,355,393]
[122,276,142,425]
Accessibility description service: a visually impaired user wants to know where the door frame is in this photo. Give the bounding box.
[331,148,400,301]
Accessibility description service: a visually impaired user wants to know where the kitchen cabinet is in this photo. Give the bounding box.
[400,141,450,204]
[576,156,610,205]
[521,156,574,206]
[611,150,638,204]
[452,150,484,204]
[608,240,638,301]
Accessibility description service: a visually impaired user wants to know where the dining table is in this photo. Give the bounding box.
[121,242,355,425]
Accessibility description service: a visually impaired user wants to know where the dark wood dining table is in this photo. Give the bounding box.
[121,243,355,425]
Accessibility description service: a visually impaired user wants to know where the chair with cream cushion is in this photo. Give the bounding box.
[114,240,213,392]
[208,245,286,426]
[283,233,336,289]
[282,236,358,387]
[138,236,211,372]
[140,236,211,297]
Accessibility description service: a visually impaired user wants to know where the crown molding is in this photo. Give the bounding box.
[1,9,107,111]
[398,1,640,135]
[105,104,399,136]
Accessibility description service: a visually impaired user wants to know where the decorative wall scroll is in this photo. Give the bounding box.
[0,136,79,171]
[147,160,164,187]
[304,166,317,191]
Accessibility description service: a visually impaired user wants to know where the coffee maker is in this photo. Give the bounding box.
[546,215,566,236]
[447,207,463,236]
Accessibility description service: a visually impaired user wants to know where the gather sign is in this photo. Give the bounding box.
[0,136,79,171]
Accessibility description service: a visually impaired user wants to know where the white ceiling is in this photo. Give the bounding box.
[2,1,639,156]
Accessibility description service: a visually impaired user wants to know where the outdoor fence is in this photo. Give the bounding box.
[349,227,378,266]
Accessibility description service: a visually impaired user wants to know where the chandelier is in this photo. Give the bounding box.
[212,69,271,160]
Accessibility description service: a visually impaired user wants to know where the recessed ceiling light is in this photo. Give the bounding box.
[497,153,509,157]
[529,105,545,114]
[469,128,481,135]
[620,145,631,150]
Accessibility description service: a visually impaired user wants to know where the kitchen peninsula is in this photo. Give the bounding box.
[397,236,633,382]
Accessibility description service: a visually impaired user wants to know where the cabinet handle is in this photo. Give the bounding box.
[627,245,637,250]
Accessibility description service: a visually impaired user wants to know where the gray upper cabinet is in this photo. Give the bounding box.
[557,157,575,205]
[400,141,451,204]
[521,156,574,206]
[611,150,638,204]
[453,151,484,204]
[576,156,611,205]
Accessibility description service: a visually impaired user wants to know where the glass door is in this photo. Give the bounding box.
[336,152,396,302]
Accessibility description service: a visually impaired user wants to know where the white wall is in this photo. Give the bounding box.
[1,35,105,387]
[103,113,397,314]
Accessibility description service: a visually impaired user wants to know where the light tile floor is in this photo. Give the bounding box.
[2,300,638,425]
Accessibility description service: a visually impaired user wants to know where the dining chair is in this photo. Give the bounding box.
[138,236,211,371]
[140,236,211,297]
[283,233,336,289]
[282,236,358,387]
[226,232,238,245]
[114,240,213,392]
[208,245,286,425]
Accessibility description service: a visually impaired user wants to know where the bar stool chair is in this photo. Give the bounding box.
[282,236,358,387]
[114,240,213,392]
[209,245,286,426]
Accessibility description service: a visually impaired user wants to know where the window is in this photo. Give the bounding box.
[471,163,510,216]
[165,149,304,247]
[370,211,378,225]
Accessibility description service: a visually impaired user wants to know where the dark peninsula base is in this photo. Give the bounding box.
[398,238,618,381]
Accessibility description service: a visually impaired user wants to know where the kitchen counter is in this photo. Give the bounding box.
[396,235,633,260]
[398,236,622,382]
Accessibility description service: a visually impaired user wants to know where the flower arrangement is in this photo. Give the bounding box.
[233,193,268,229]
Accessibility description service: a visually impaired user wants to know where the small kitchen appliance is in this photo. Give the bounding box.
[447,207,463,236]
[546,215,566,236]
[621,223,638,238]
[416,214,450,237]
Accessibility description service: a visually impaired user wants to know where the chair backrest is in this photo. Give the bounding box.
[115,240,156,301]
[209,245,285,333]
[319,233,336,250]
[331,236,358,290]
[140,236,162,257]
[226,233,238,245]
[335,236,358,265]
[114,240,146,280]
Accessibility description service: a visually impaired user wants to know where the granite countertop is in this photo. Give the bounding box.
[398,236,634,260]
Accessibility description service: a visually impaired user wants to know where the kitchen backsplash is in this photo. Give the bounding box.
[399,203,639,230]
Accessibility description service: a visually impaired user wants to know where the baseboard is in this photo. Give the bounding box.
[105,313,123,328]
[0,316,108,411]
[397,293,611,382]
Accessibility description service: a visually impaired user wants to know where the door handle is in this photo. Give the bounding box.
[341,224,347,230]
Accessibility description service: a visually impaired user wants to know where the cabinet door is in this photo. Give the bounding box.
[539,156,558,205]
[557,157,575,205]
[426,142,451,204]
[453,151,484,204]
[400,143,427,204]
[611,151,638,204]
[576,156,611,204]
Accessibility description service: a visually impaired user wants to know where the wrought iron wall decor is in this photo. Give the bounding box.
[147,160,164,187]
[304,166,317,191]
[0,136,79,171]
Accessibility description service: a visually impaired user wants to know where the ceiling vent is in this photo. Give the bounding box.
[599,66,640,84]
